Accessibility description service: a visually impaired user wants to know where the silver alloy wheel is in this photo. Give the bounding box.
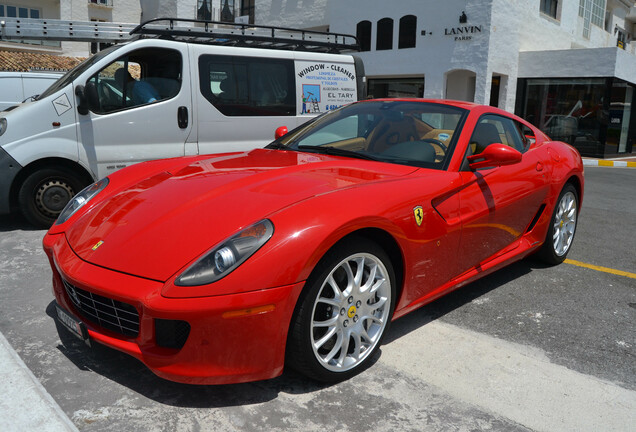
[310,252,392,373]
[552,191,577,256]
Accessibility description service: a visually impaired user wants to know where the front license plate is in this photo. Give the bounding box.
[55,304,90,346]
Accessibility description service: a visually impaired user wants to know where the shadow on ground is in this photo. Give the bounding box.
[0,213,41,232]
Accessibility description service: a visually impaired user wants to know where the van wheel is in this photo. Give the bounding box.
[18,168,86,228]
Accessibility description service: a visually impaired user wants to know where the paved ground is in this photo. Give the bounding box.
[0,166,634,431]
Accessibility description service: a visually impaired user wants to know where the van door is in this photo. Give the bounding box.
[76,45,192,178]
[194,48,298,154]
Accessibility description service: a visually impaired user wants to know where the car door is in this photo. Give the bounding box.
[457,114,549,273]
[76,44,192,179]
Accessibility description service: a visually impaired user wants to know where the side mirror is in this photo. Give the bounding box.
[85,81,100,113]
[467,143,522,170]
[275,126,288,140]
[75,85,88,115]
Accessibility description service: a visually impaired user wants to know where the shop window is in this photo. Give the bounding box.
[199,55,295,116]
[87,48,182,114]
[540,0,559,19]
[398,15,417,49]
[356,20,371,52]
[517,77,608,157]
[376,18,393,50]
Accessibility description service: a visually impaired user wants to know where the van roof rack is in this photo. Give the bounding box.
[131,18,360,53]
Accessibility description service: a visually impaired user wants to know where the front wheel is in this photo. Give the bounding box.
[536,183,579,265]
[18,168,87,228]
[287,237,396,382]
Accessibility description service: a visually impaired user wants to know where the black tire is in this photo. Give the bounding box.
[287,237,396,383]
[18,167,87,228]
[536,183,579,265]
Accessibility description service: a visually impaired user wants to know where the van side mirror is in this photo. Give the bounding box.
[275,126,288,139]
[75,85,88,115]
[85,81,100,113]
[467,143,522,170]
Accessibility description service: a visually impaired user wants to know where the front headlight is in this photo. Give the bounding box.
[176,219,274,286]
[0,118,7,137]
[56,178,109,224]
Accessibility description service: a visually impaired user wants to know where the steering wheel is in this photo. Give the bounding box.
[419,138,448,152]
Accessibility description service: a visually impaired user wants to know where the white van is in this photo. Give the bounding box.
[0,71,63,111]
[0,19,365,227]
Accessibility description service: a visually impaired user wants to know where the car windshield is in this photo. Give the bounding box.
[268,100,467,169]
[37,44,124,100]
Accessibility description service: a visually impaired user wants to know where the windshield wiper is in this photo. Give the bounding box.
[296,145,378,161]
[265,142,290,150]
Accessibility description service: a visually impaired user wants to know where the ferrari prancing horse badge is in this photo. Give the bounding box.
[413,206,423,226]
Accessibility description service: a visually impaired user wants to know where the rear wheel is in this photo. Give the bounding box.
[536,183,578,265]
[18,168,87,228]
[287,237,396,382]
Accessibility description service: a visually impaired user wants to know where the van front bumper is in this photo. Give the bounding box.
[0,146,22,215]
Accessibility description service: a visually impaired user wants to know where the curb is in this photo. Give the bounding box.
[0,332,78,432]
[583,159,636,168]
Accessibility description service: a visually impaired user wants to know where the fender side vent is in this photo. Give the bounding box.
[526,204,546,233]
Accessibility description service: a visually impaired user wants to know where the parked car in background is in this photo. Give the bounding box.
[0,71,62,111]
[45,99,584,385]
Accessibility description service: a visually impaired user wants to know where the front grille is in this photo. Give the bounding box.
[62,279,139,338]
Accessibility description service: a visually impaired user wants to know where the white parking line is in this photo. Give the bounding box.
[381,320,636,432]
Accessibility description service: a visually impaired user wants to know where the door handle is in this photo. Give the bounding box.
[536,162,544,172]
[177,106,188,129]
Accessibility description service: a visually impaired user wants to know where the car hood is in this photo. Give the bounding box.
[65,149,416,281]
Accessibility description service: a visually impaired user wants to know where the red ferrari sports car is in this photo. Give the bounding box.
[44,99,583,384]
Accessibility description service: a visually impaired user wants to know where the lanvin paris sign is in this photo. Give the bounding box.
[444,25,483,41]
[440,11,483,42]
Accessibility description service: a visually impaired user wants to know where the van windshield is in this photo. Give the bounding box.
[37,44,123,100]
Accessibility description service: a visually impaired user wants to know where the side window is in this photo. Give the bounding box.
[469,114,526,155]
[87,48,182,114]
[519,123,535,149]
[199,55,295,116]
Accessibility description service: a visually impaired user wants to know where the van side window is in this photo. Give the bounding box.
[199,55,295,116]
[87,48,182,114]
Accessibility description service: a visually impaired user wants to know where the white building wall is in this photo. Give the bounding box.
[255,0,328,30]
[285,0,501,107]
[55,0,139,56]
[140,0,195,22]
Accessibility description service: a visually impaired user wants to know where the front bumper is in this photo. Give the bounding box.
[44,232,305,385]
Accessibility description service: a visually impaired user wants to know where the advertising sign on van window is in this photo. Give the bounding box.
[296,61,357,115]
